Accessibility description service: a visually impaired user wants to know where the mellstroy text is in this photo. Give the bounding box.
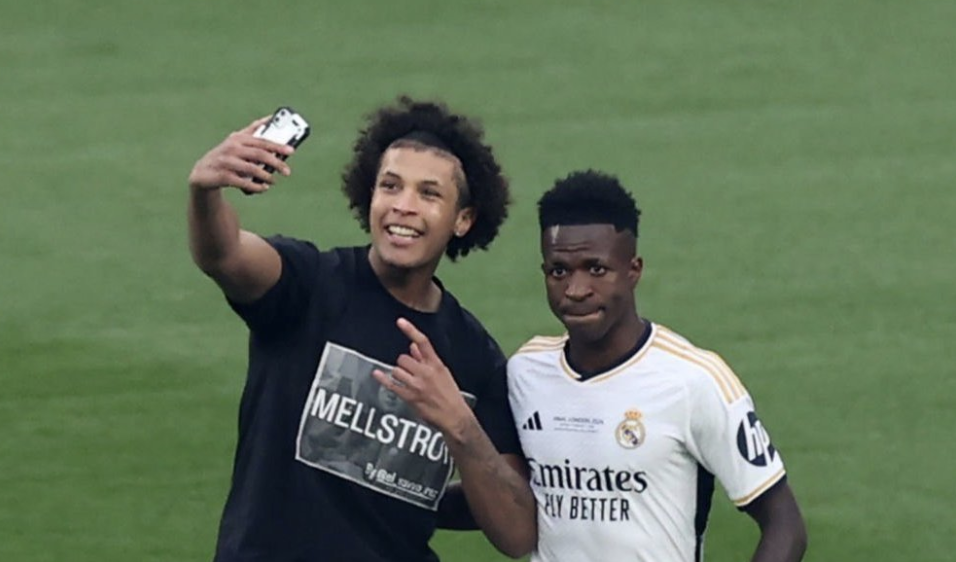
[307,388,452,465]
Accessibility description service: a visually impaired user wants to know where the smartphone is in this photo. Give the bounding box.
[250,106,311,184]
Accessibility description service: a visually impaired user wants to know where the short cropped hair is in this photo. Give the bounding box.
[341,96,511,260]
[537,169,641,236]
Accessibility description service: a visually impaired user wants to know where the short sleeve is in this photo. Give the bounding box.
[473,339,522,456]
[227,235,322,335]
[687,365,787,508]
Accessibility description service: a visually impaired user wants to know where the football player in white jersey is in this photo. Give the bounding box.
[507,170,807,562]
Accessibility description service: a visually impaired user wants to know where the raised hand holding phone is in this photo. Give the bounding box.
[187,107,310,195]
[250,107,311,187]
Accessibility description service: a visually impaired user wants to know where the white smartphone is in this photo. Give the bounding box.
[250,106,310,183]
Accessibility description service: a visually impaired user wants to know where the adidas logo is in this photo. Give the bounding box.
[522,411,543,431]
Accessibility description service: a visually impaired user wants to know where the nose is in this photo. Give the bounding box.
[564,271,592,301]
[390,187,418,215]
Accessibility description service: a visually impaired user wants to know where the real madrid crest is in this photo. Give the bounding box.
[615,409,645,449]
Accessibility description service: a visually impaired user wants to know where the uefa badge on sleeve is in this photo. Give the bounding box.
[615,409,646,449]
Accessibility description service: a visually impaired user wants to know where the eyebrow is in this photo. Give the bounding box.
[380,170,442,186]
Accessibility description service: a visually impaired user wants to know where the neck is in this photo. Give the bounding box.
[567,315,647,373]
[368,248,442,312]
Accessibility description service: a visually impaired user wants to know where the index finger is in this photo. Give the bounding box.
[396,318,435,357]
[240,115,273,134]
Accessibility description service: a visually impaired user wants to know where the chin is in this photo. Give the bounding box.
[383,256,426,272]
[374,244,424,269]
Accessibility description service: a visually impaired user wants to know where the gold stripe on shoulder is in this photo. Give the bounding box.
[701,350,746,398]
[655,332,745,402]
[514,335,567,356]
[733,468,786,506]
[655,324,685,342]
[515,344,564,355]
[651,340,736,403]
[526,335,566,345]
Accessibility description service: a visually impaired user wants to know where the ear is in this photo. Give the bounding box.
[454,207,476,238]
[629,256,644,288]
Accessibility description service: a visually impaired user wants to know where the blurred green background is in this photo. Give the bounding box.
[2,0,954,560]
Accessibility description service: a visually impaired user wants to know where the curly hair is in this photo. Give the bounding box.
[341,96,511,261]
[538,170,641,237]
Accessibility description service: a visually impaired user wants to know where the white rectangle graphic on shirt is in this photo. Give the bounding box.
[295,342,476,511]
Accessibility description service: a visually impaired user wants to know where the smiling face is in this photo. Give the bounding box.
[541,223,643,348]
[368,146,474,275]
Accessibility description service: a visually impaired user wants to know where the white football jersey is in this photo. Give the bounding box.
[507,323,786,562]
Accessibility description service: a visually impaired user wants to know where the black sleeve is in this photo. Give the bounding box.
[227,235,322,336]
[473,337,523,456]
[435,484,480,530]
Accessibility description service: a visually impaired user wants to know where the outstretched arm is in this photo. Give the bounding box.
[744,480,808,562]
[187,117,295,303]
[374,318,537,559]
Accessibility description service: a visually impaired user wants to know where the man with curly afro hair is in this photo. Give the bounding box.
[187,97,535,562]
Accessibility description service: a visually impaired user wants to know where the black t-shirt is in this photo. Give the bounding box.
[213,238,519,562]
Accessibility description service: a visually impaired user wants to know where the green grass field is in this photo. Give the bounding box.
[2,1,955,560]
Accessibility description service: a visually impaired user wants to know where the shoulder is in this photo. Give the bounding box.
[647,324,748,406]
[267,238,367,275]
[265,236,364,260]
[438,291,486,336]
[507,333,567,373]
[512,334,567,357]
[263,234,319,256]
[438,293,506,362]
[261,235,325,273]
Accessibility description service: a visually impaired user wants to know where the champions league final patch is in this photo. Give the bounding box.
[615,409,646,449]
